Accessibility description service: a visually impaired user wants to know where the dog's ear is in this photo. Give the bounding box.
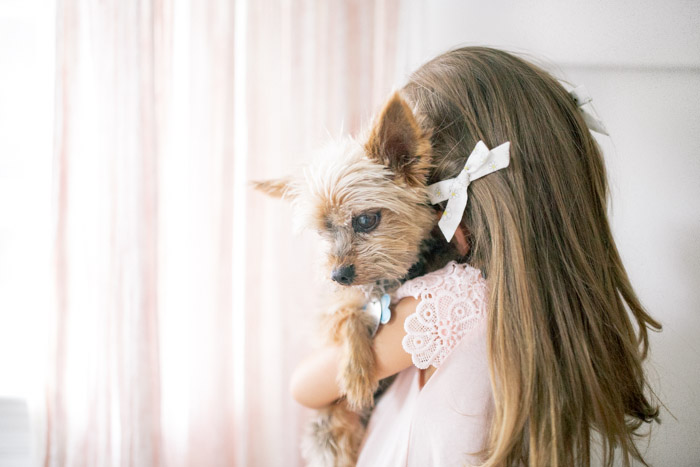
[365,92,432,186]
[252,177,295,200]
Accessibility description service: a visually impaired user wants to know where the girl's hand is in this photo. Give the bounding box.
[290,296,419,409]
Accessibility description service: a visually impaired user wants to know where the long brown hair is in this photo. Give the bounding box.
[401,47,661,466]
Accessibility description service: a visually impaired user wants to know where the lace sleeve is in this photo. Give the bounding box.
[395,261,488,370]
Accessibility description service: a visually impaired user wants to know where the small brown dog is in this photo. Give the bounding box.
[255,92,459,466]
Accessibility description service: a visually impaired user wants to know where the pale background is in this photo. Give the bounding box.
[0,0,698,465]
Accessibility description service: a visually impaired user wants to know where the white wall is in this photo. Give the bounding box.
[395,1,700,465]
[0,1,55,465]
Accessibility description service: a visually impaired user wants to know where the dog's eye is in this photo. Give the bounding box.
[353,211,381,233]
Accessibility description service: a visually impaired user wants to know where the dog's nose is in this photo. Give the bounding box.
[331,264,355,286]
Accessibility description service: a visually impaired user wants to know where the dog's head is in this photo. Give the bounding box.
[254,93,436,287]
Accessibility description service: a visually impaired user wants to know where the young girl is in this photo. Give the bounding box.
[290,47,661,466]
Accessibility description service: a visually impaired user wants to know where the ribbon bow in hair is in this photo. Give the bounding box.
[426,140,511,242]
[569,85,609,136]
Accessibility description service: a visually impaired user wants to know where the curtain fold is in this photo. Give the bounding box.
[50,1,166,465]
[48,1,399,465]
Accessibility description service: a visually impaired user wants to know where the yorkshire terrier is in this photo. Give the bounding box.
[255,92,461,466]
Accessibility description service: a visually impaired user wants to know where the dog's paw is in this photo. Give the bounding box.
[324,289,379,411]
[302,403,365,467]
[338,344,378,411]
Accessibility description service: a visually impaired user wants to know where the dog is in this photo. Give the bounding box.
[255,92,462,466]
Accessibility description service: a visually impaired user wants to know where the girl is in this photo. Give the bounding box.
[290,47,661,466]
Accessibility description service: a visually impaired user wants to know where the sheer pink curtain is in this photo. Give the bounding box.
[48,1,399,465]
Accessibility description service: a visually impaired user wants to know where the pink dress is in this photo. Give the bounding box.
[357,261,494,466]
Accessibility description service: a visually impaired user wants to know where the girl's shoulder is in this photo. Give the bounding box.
[394,261,488,370]
[395,260,487,302]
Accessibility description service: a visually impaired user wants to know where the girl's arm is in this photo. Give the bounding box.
[290,296,419,409]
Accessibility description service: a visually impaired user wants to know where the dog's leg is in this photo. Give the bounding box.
[324,288,378,411]
[301,402,366,467]
[302,289,376,466]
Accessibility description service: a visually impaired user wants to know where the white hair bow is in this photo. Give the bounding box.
[426,140,510,242]
[569,85,609,136]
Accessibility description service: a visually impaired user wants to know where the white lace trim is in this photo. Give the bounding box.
[396,261,488,370]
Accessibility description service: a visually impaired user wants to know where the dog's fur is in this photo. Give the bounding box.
[255,93,455,465]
